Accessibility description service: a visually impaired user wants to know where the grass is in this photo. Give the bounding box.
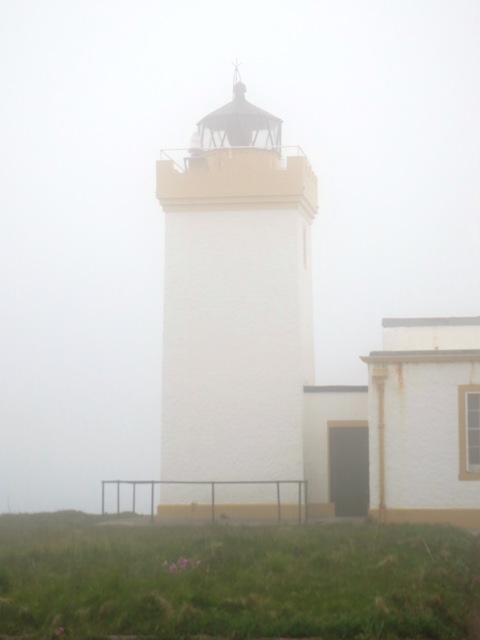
[0,511,479,639]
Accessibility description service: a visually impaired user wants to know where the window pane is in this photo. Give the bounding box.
[469,430,480,447]
[467,393,480,432]
[468,393,480,412]
[469,447,480,466]
[468,413,480,430]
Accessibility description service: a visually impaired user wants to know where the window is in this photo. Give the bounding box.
[467,393,480,472]
[458,385,480,480]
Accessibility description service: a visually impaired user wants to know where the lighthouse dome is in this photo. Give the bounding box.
[197,80,282,150]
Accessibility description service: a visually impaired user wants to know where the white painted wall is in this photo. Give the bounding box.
[161,207,315,505]
[383,321,480,351]
[303,389,368,506]
[368,360,480,510]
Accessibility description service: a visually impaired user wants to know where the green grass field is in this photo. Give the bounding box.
[0,511,479,639]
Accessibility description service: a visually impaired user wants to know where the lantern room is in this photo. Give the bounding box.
[196,81,282,150]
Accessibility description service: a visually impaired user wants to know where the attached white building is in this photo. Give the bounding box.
[363,317,480,528]
[303,386,368,518]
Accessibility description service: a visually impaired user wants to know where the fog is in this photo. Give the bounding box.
[1,1,479,514]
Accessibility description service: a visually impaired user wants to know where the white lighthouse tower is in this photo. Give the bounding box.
[156,76,318,520]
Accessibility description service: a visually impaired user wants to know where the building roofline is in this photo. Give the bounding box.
[361,349,480,364]
[382,317,480,328]
[370,349,480,357]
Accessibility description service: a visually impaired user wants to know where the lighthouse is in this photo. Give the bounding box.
[156,76,318,520]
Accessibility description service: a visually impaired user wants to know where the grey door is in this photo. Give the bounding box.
[329,427,369,517]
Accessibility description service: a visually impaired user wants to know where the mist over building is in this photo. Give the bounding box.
[155,77,480,527]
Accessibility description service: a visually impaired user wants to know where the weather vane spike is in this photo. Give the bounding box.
[232,59,242,86]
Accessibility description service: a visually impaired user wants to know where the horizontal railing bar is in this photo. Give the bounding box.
[102,480,305,485]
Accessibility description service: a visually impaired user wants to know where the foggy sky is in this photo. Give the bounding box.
[1,0,479,514]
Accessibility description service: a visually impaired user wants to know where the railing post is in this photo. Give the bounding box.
[211,482,215,523]
[298,481,302,525]
[101,481,105,515]
[132,483,136,514]
[276,482,281,523]
[150,482,155,524]
[304,481,308,523]
[116,481,120,516]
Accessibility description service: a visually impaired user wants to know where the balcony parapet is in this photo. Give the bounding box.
[156,146,318,221]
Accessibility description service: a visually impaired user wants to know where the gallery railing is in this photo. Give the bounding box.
[101,479,308,525]
[158,145,310,173]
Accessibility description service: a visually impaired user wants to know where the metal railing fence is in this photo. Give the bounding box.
[101,479,308,525]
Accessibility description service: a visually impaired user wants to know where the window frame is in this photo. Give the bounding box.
[458,384,480,480]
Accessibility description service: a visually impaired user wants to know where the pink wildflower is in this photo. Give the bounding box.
[163,557,201,573]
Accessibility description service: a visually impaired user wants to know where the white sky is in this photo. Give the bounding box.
[1,0,479,514]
